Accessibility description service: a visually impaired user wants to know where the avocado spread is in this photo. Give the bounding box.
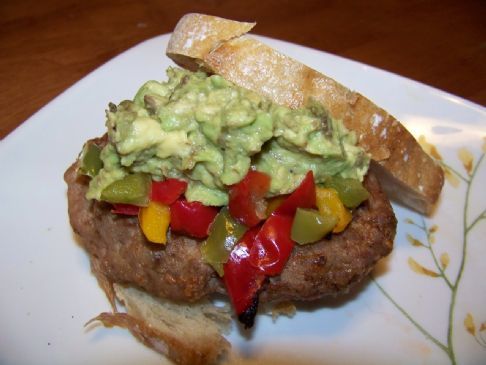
[87,67,369,206]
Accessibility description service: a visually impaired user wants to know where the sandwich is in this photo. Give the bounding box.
[64,13,444,365]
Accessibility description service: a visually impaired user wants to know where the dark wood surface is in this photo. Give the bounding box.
[1,0,485,139]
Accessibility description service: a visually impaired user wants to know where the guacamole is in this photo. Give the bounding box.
[87,67,369,206]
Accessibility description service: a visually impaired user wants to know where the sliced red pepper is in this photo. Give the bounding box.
[273,170,316,216]
[223,226,265,327]
[229,170,271,227]
[111,203,140,216]
[248,171,316,276]
[170,199,218,239]
[249,214,294,276]
[151,178,187,205]
[224,170,318,325]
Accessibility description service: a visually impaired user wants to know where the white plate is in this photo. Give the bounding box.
[1,34,485,365]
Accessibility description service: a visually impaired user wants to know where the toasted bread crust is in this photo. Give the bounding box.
[167,14,444,214]
[87,285,231,365]
[167,13,255,72]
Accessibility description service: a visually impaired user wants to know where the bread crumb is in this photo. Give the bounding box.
[270,302,296,321]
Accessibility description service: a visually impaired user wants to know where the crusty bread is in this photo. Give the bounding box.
[88,284,231,365]
[167,13,255,72]
[167,13,444,215]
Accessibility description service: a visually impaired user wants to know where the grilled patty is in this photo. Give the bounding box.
[65,157,396,304]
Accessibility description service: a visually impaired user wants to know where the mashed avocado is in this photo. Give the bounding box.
[87,67,369,206]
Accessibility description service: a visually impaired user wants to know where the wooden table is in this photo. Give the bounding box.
[1,0,484,139]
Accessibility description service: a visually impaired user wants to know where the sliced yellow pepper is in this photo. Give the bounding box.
[139,200,170,244]
[315,187,352,233]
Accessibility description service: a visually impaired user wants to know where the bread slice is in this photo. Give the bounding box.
[167,13,444,215]
[167,13,255,72]
[87,284,231,365]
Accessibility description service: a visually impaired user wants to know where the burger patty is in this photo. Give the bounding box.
[64,160,396,304]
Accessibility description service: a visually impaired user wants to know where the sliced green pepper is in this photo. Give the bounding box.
[78,142,103,178]
[201,207,247,276]
[291,208,337,245]
[100,173,151,206]
[324,176,369,209]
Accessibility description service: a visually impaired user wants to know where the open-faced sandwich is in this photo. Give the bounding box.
[64,13,444,365]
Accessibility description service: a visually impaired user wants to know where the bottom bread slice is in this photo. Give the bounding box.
[88,284,231,365]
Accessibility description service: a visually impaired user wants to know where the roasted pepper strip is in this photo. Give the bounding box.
[273,171,316,216]
[170,199,218,239]
[229,170,271,227]
[151,178,188,205]
[201,208,247,276]
[249,171,316,276]
[291,208,337,244]
[249,214,294,276]
[78,142,102,178]
[324,176,369,208]
[315,187,352,233]
[223,226,265,328]
[139,201,170,244]
[100,173,151,206]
